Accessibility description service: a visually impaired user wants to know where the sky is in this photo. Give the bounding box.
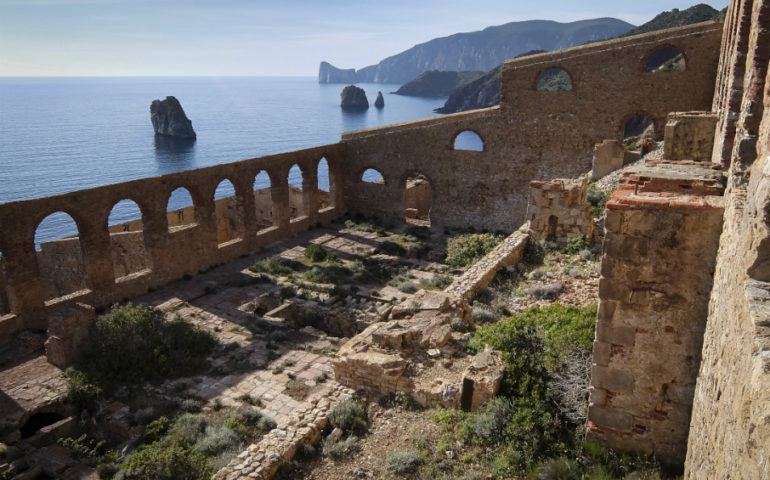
[0,0,729,77]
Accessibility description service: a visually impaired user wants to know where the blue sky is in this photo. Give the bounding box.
[0,0,729,76]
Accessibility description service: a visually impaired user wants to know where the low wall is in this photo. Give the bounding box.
[0,144,345,336]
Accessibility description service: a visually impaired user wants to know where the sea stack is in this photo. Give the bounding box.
[340,85,369,110]
[374,91,385,108]
[150,96,196,139]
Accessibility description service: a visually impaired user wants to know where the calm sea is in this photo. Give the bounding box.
[0,77,448,244]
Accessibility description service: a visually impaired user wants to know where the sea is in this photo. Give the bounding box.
[0,77,454,245]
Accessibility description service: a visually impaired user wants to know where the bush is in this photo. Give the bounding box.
[588,186,614,218]
[472,306,496,324]
[446,233,504,268]
[396,281,418,294]
[561,235,592,255]
[386,450,422,475]
[304,244,330,262]
[322,435,358,459]
[256,415,277,432]
[166,414,209,447]
[193,424,243,456]
[249,256,304,275]
[378,392,423,411]
[328,398,368,435]
[143,416,171,444]
[75,305,216,391]
[115,442,213,480]
[420,273,452,291]
[64,368,102,409]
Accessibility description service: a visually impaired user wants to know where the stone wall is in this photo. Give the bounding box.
[684,0,770,477]
[588,160,725,465]
[0,22,724,341]
[527,175,592,243]
[0,145,346,337]
[342,22,722,231]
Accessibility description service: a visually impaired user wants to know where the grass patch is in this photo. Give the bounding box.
[304,244,332,262]
[249,256,305,276]
[445,233,504,268]
[420,273,452,291]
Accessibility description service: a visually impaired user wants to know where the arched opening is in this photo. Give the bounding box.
[644,47,686,72]
[623,114,656,146]
[317,157,334,212]
[453,130,484,151]
[166,187,197,231]
[108,199,152,280]
[537,68,573,91]
[34,212,88,302]
[214,179,245,245]
[253,171,274,230]
[403,174,432,226]
[0,251,8,316]
[288,164,307,221]
[362,168,385,184]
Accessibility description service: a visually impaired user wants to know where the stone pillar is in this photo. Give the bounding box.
[592,140,625,180]
[587,161,725,465]
[664,112,718,162]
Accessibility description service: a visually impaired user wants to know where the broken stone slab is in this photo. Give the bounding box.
[390,289,462,320]
[45,303,95,368]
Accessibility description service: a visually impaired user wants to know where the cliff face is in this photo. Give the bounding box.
[394,70,483,97]
[319,18,633,84]
[319,61,358,83]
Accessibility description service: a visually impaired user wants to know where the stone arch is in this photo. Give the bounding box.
[253,171,274,230]
[536,67,574,91]
[166,187,197,231]
[214,178,245,245]
[34,211,88,302]
[317,157,335,211]
[108,199,153,280]
[621,111,657,140]
[643,45,687,72]
[288,163,307,220]
[402,172,432,226]
[361,168,385,184]
[452,130,485,151]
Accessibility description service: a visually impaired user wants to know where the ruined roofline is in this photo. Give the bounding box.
[503,20,723,72]
[340,106,499,141]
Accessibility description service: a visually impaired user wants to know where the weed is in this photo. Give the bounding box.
[322,435,359,459]
[386,450,422,475]
[471,306,496,324]
[378,392,424,411]
[328,397,368,435]
[420,273,452,290]
[249,256,304,276]
[446,233,504,268]
[256,415,277,432]
[115,441,213,480]
[396,281,419,294]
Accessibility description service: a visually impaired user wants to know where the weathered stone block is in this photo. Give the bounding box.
[45,303,95,368]
[591,365,634,392]
[664,111,718,162]
[588,404,633,431]
[593,139,625,179]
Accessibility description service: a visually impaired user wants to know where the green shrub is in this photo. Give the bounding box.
[304,244,330,262]
[115,442,212,480]
[58,434,113,464]
[64,368,102,409]
[420,273,452,291]
[193,424,243,456]
[378,392,423,411]
[386,450,422,475]
[472,306,497,324]
[143,416,171,444]
[446,233,504,268]
[561,235,592,255]
[322,435,358,459]
[328,397,368,435]
[256,415,277,432]
[588,186,614,218]
[249,256,304,275]
[75,305,216,391]
[166,414,209,447]
[396,281,418,294]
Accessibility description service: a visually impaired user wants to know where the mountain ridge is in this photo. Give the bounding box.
[319,18,634,84]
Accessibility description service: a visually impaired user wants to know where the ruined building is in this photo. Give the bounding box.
[0,0,768,477]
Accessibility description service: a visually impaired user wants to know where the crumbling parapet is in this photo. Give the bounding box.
[528,174,593,243]
[664,111,718,162]
[587,160,726,465]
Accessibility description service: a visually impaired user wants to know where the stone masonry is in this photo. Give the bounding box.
[588,160,726,464]
[663,111,718,161]
[527,175,593,243]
